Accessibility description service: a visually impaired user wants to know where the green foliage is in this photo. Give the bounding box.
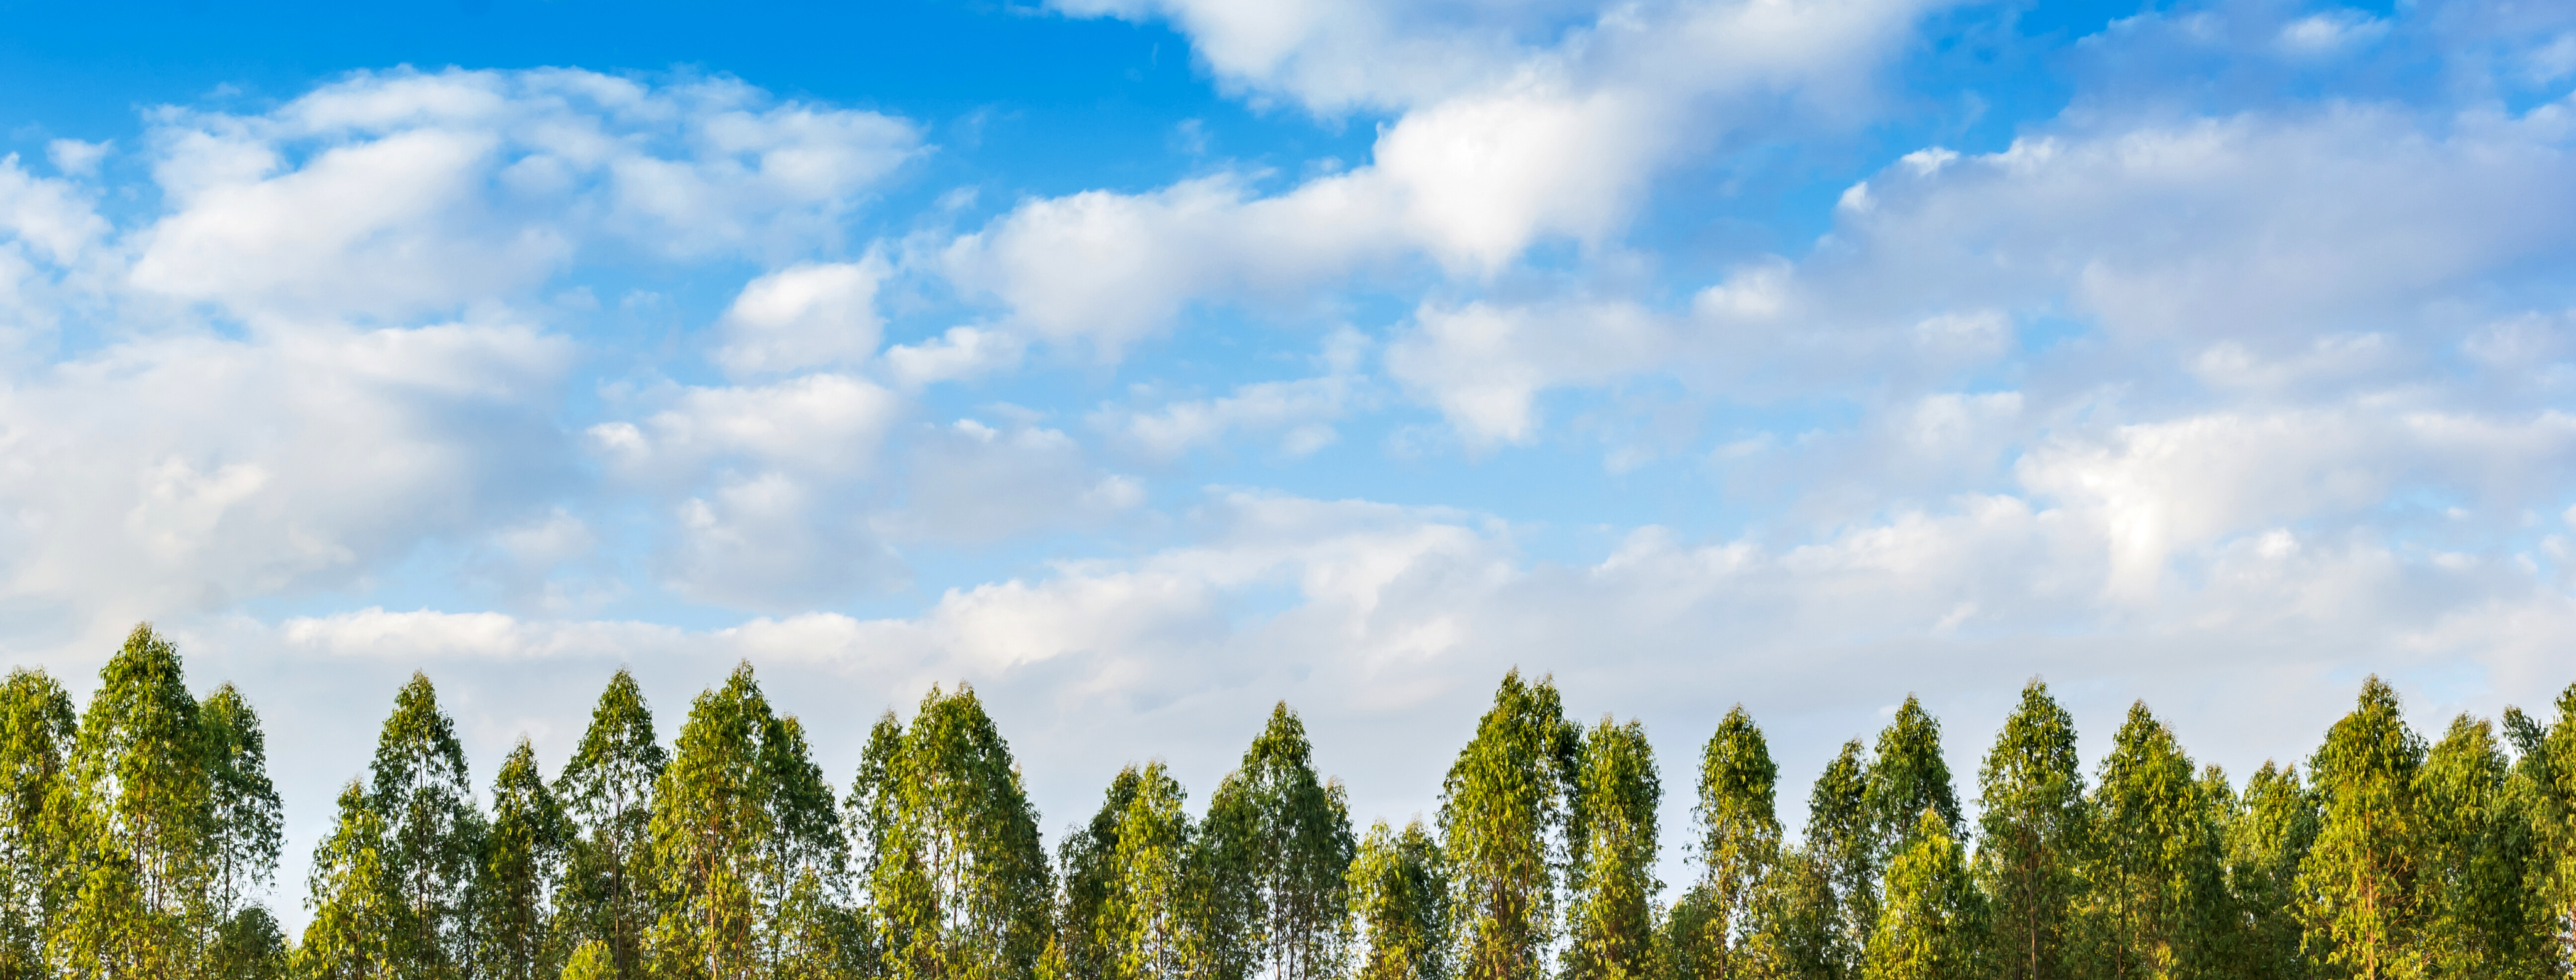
[1865,697,1961,859]
[369,672,486,979]
[200,683,283,923]
[1805,740,1875,973]
[1100,762,1194,980]
[481,739,574,980]
[1681,705,1780,980]
[1201,704,1356,980]
[2299,677,2429,980]
[205,905,288,980]
[2413,714,2550,978]
[296,782,401,980]
[1349,819,1447,980]
[1563,717,1659,980]
[647,662,817,980]
[1861,811,1985,980]
[2222,761,2317,980]
[1439,669,1581,980]
[1976,681,2084,980]
[555,668,669,980]
[2077,701,2224,980]
[0,668,79,980]
[62,623,215,978]
[855,682,1054,980]
[2513,685,2576,974]
[1737,846,1844,980]
[560,939,617,980]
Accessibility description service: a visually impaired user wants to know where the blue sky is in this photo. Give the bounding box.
[5,0,2575,925]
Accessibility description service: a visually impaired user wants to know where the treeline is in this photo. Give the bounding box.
[3,626,2575,979]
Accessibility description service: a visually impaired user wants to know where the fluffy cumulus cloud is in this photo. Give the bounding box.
[8,0,2576,934]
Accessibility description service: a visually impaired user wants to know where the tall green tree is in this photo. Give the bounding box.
[198,683,282,927]
[1199,704,1355,980]
[756,712,860,978]
[60,624,215,979]
[368,672,485,980]
[650,663,779,980]
[1348,820,1446,980]
[295,782,401,980]
[0,668,78,980]
[2412,714,2548,978]
[1976,680,2085,980]
[204,904,287,980]
[854,683,1055,980]
[1737,846,1844,980]
[1098,763,1194,980]
[2220,762,2317,980]
[1678,705,1779,980]
[1866,697,1961,859]
[2508,684,2576,974]
[1061,766,1144,980]
[1861,811,1985,980]
[1438,670,1581,980]
[479,739,572,980]
[2298,677,2427,980]
[1563,717,1658,980]
[557,668,669,980]
[2078,702,2224,980]
[1806,739,1875,972]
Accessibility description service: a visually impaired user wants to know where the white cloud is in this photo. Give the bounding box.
[127,68,921,324]
[591,373,905,481]
[716,258,892,376]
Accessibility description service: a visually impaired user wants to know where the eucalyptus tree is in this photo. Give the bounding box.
[1438,670,1581,980]
[557,667,669,980]
[1200,704,1356,980]
[1806,739,1876,966]
[1563,717,1658,980]
[368,672,485,979]
[198,683,282,928]
[649,663,783,980]
[295,782,401,980]
[2298,677,2428,980]
[2080,702,2224,980]
[1348,819,1447,980]
[0,668,77,979]
[854,683,1054,980]
[1061,766,1144,980]
[1865,697,1960,858]
[1098,763,1194,980]
[1861,811,1984,980]
[1736,846,1843,980]
[60,624,216,978]
[1976,680,2085,980]
[204,905,287,979]
[2412,715,2548,977]
[479,739,572,980]
[2508,685,2576,972]
[1673,705,1780,980]
[756,712,861,978]
[2222,762,2317,980]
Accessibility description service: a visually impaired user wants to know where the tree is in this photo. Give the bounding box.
[854,683,1055,980]
[60,624,215,979]
[557,667,669,980]
[1736,846,1843,980]
[563,940,618,980]
[2078,702,2224,980]
[1807,739,1875,969]
[2413,714,2548,977]
[1678,705,1779,980]
[1975,680,2084,980]
[1861,810,1984,980]
[1061,766,1143,980]
[1439,670,1581,980]
[1349,819,1446,980]
[650,663,778,980]
[480,739,573,980]
[0,668,79,980]
[198,683,282,927]
[2509,684,2576,974]
[1563,717,1658,980]
[368,672,486,980]
[2298,676,2427,980]
[295,783,401,980]
[1096,763,1194,980]
[1866,697,1961,860]
[1199,704,1355,980]
[205,905,287,980]
[756,712,861,979]
[2221,761,2317,980]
